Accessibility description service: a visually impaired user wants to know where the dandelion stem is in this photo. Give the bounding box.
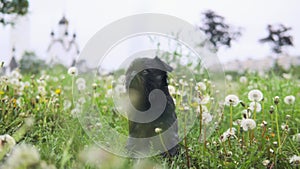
[183,114,190,168]
[253,101,257,120]
[71,76,75,107]
[275,104,281,148]
[199,104,203,140]
[230,105,233,133]
[158,132,170,158]
[262,101,265,121]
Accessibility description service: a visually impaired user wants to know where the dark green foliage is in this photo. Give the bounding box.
[19,51,47,74]
[0,0,29,25]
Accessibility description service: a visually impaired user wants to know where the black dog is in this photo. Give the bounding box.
[125,57,179,157]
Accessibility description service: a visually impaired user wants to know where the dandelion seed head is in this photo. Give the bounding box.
[155,128,162,133]
[5,144,40,168]
[284,95,295,105]
[196,95,210,105]
[249,102,262,112]
[195,82,206,91]
[225,75,232,81]
[63,100,72,110]
[168,85,176,95]
[290,155,300,166]
[77,82,86,91]
[262,159,270,166]
[224,94,239,107]
[0,134,16,150]
[241,119,256,131]
[282,73,292,80]
[10,78,19,86]
[292,133,300,142]
[68,67,78,76]
[196,105,208,114]
[248,89,263,102]
[281,123,289,131]
[92,83,97,89]
[239,76,248,83]
[202,112,213,124]
[75,78,86,85]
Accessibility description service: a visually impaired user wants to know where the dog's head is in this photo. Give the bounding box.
[125,57,173,111]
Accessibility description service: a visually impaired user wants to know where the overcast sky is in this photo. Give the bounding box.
[1,0,299,65]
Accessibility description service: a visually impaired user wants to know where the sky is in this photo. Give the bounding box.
[1,0,300,66]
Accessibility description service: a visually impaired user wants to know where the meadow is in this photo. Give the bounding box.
[0,62,299,169]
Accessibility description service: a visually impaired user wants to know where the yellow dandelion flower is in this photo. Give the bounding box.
[55,89,61,95]
[0,90,4,95]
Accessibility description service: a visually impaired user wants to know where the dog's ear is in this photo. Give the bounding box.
[154,56,173,72]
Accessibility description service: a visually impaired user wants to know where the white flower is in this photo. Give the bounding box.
[220,128,237,142]
[195,82,206,91]
[239,76,248,83]
[92,83,97,89]
[241,109,251,119]
[225,75,232,81]
[262,159,270,166]
[68,67,78,76]
[248,89,263,102]
[52,77,59,82]
[196,95,210,105]
[71,107,80,117]
[10,78,19,86]
[10,70,21,79]
[241,118,256,131]
[38,86,46,95]
[290,155,300,166]
[249,102,262,112]
[77,82,86,91]
[293,133,300,142]
[118,75,126,84]
[1,76,8,83]
[0,134,16,150]
[106,89,113,97]
[224,94,239,107]
[202,112,213,124]
[115,84,126,94]
[155,128,162,133]
[63,100,72,110]
[168,85,176,95]
[282,73,291,80]
[5,144,40,168]
[76,78,86,85]
[284,95,295,105]
[196,105,208,114]
[78,97,86,105]
[281,123,289,131]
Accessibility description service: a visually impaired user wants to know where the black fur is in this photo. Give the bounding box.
[125,57,179,157]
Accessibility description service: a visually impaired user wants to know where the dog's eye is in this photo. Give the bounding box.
[142,70,148,75]
[155,75,162,80]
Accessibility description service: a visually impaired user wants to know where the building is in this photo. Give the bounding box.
[46,16,80,67]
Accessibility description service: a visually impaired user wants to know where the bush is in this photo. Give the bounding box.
[19,51,47,74]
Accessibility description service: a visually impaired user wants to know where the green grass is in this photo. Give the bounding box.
[0,66,299,169]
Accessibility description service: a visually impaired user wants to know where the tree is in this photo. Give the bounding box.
[199,10,241,50]
[259,24,293,54]
[19,51,47,74]
[0,0,29,25]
